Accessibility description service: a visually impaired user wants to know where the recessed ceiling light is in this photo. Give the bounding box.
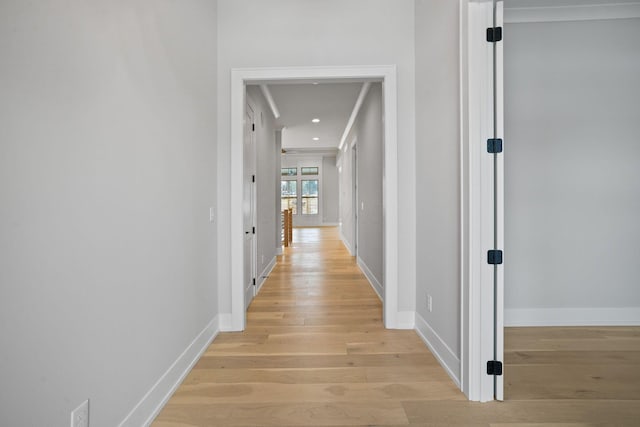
[312,137,320,141]
[311,118,320,123]
[312,82,319,85]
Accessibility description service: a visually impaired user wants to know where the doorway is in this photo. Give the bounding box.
[502,0,640,399]
[229,66,399,332]
[462,0,640,402]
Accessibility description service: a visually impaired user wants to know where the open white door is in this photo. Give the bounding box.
[460,0,504,402]
[491,0,504,401]
[243,101,256,310]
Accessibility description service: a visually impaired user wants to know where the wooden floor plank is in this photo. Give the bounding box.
[155,401,409,426]
[402,400,640,424]
[506,364,640,400]
[153,227,640,426]
[182,367,369,385]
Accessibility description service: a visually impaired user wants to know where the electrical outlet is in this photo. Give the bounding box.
[261,254,265,265]
[71,399,89,427]
[427,294,433,312]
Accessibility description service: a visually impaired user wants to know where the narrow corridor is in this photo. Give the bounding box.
[153,226,463,426]
[153,227,640,426]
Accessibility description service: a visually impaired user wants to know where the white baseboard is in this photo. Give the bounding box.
[218,313,233,332]
[396,311,416,330]
[322,222,340,226]
[414,312,461,388]
[505,307,640,327]
[118,315,220,427]
[257,256,277,294]
[339,228,355,256]
[357,256,383,301]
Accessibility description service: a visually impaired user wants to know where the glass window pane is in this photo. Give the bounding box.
[281,197,297,214]
[302,197,318,215]
[301,180,318,196]
[281,180,297,214]
[281,180,297,196]
[301,180,318,215]
[301,167,318,175]
[281,167,297,176]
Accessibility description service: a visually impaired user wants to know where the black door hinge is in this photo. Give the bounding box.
[487,138,503,153]
[487,360,503,375]
[488,249,503,265]
[487,27,502,42]
[252,123,255,131]
[253,278,256,286]
[252,174,255,183]
[252,226,256,234]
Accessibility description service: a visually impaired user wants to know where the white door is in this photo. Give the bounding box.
[492,0,504,401]
[352,144,358,256]
[243,102,256,309]
[463,0,505,401]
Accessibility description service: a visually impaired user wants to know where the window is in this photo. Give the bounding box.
[301,180,318,215]
[281,167,297,176]
[301,167,319,176]
[281,180,297,214]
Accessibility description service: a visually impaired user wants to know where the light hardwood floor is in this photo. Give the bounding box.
[153,227,640,426]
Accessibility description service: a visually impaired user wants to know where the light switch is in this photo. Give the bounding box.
[209,207,215,223]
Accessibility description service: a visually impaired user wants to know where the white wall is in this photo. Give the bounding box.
[504,17,640,325]
[247,86,278,282]
[414,0,462,368]
[322,156,340,224]
[339,144,356,254]
[217,0,416,316]
[353,84,384,291]
[0,1,219,426]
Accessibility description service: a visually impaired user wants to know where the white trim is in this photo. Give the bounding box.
[259,84,280,119]
[504,2,640,24]
[459,0,469,405]
[231,65,399,330]
[357,256,383,301]
[460,0,501,403]
[396,311,416,330]
[506,307,640,327]
[321,222,340,226]
[219,313,233,332]
[339,227,355,256]
[338,82,371,152]
[415,312,461,388]
[256,255,277,294]
[495,1,505,401]
[118,316,220,427]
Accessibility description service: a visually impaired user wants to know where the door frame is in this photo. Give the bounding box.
[460,0,504,402]
[229,65,398,331]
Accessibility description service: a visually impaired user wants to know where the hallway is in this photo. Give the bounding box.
[152,227,640,426]
[152,226,464,426]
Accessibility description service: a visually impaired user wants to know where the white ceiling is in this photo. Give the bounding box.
[262,82,363,153]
